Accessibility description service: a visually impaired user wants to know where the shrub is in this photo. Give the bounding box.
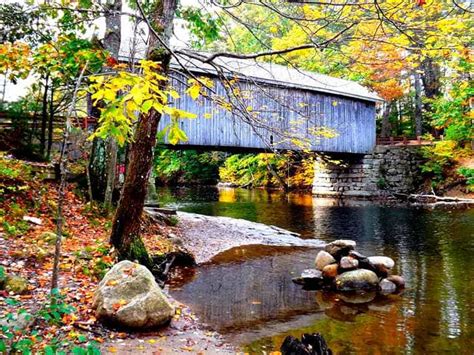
[420,140,457,183]
[458,167,474,192]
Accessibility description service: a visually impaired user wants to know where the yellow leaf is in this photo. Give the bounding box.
[186,84,200,100]
[169,90,180,99]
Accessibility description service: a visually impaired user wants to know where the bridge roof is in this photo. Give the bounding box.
[171,55,383,103]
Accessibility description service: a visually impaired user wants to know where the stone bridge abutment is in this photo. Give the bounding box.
[312,146,425,198]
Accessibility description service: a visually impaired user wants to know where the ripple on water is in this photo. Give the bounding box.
[156,187,474,354]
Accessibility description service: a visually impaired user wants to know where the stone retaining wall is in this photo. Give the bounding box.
[312,146,425,198]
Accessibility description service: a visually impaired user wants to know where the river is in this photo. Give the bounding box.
[153,186,474,354]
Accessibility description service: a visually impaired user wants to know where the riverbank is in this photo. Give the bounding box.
[165,211,325,264]
[0,155,238,354]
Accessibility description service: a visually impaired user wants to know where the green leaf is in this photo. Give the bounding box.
[5,298,19,306]
[142,99,153,113]
[0,339,6,352]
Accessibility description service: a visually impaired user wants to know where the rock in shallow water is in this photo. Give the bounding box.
[367,256,395,269]
[292,269,324,289]
[348,250,367,260]
[387,275,405,288]
[325,240,356,259]
[93,260,174,329]
[322,264,339,279]
[335,269,379,291]
[315,250,336,270]
[340,256,359,270]
[281,333,332,355]
[379,279,397,294]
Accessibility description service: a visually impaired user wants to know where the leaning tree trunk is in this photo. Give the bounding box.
[110,0,178,266]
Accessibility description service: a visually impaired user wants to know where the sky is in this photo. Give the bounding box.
[2,0,193,101]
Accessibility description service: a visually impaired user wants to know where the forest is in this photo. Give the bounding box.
[0,0,473,354]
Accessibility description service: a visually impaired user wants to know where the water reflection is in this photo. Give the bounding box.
[156,187,474,354]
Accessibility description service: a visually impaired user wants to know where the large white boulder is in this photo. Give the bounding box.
[93,260,174,329]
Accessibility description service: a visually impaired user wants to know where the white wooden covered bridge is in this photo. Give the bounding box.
[159,56,382,154]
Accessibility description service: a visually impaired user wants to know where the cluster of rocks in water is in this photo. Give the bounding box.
[292,240,405,294]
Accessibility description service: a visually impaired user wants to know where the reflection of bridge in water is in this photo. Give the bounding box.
[160,57,381,154]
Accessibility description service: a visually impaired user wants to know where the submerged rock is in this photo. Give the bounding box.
[379,279,397,294]
[314,251,336,270]
[93,260,174,329]
[325,240,356,259]
[335,269,379,291]
[292,269,324,289]
[281,333,332,355]
[387,275,405,289]
[339,256,359,270]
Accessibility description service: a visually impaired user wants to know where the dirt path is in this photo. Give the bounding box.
[101,299,236,354]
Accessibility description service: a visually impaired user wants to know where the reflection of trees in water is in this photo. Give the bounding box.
[162,187,473,353]
[170,250,318,331]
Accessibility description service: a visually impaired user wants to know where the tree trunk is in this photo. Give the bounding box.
[89,0,122,204]
[40,74,49,159]
[47,84,54,160]
[420,57,441,100]
[413,72,423,137]
[380,102,392,138]
[102,0,122,208]
[88,137,107,200]
[103,137,118,209]
[110,0,178,265]
[103,0,122,58]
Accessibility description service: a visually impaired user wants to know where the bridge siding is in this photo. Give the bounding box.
[158,73,376,154]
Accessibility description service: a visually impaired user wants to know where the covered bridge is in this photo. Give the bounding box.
[159,57,382,154]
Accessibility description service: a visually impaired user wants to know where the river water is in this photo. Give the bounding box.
[155,187,474,354]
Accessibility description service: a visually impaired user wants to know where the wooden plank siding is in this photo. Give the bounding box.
[158,72,376,154]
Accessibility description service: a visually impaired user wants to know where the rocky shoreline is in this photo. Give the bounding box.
[163,211,325,264]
